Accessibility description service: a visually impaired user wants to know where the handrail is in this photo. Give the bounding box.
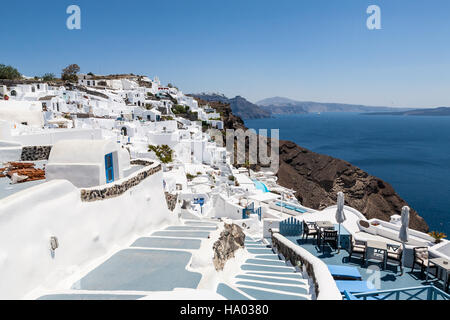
[350,285,450,300]
[271,232,342,300]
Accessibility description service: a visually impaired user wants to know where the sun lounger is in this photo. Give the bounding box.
[335,280,375,293]
[327,265,362,280]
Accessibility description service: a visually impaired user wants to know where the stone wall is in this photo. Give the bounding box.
[20,146,52,161]
[165,192,178,211]
[80,160,161,202]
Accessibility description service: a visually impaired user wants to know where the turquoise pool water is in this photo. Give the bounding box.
[253,180,269,192]
[275,201,307,213]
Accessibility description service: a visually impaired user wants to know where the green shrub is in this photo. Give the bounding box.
[148,144,174,164]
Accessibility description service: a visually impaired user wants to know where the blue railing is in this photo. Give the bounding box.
[255,207,262,221]
[279,217,303,236]
[242,202,262,220]
[344,285,450,301]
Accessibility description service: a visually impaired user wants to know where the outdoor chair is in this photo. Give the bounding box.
[302,221,318,241]
[386,244,403,273]
[348,236,366,263]
[319,230,338,252]
[411,247,437,278]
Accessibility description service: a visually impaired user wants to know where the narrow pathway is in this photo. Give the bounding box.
[37,221,311,300]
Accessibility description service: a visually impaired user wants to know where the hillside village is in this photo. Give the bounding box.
[0,65,448,301]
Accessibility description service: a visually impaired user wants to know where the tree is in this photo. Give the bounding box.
[42,73,55,81]
[0,64,21,80]
[61,64,80,82]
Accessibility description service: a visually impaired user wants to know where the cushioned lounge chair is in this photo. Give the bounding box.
[335,280,375,294]
[327,265,362,281]
[412,247,437,277]
[302,221,318,241]
[348,237,366,263]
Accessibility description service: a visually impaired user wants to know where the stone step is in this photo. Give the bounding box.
[151,230,210,239]
[236,274,306,285]
[131,237,201,250]
[37,293,145,300]
[184,220,218,226]
[236,286,310,300]
[165,226,217,231]
[73,249,202,292]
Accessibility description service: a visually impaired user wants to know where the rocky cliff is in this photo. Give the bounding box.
[199,96,430,233]
[277,141,428,232]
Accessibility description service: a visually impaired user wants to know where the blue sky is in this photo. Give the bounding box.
[1,0,450,107]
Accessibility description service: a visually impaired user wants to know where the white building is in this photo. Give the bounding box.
[46,139,130,188]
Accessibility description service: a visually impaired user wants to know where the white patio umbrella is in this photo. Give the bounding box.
[335,192,346,253]
[399,206,410,275]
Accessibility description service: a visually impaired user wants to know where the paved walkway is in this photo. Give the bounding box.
[37,221,312,300]
[37,219,219,300]
[216,237,311,300]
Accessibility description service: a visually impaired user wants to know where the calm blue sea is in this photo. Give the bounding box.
[245,113,450,235]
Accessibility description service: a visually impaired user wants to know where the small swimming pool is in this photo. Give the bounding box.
[275,202,307,213]
[253,180,269,193]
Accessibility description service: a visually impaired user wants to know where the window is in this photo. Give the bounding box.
[105,153,114,183]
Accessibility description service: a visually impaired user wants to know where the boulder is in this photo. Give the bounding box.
[213,223,245,271]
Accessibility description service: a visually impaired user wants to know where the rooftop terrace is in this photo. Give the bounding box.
[279,235,449,300]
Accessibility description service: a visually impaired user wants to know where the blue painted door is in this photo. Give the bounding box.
[105,153,114,183]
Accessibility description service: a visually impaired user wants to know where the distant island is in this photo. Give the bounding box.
[257,96,412,115]
[363,106,450,116]
[188,94,450,120]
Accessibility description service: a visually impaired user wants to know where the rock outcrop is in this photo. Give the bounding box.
[165,192,178,212]
[213,223,245,271]
[276,141,429,232]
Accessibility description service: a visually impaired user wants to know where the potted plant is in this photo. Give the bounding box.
[428,231,447,244]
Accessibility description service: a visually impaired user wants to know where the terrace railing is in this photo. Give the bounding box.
[279,217,302,236]
[346,285,450,301]
[271,232,342,300]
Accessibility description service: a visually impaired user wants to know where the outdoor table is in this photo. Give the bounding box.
[333,224,351,251]
[426,257,450,291]
[315,221,335,246]
[365,240,387,270]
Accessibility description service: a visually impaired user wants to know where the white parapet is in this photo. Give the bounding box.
[272,233,342,300]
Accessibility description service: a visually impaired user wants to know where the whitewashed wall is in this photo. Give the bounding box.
[212,194,244,220]
[10,128,103,146]
[0,168,176,299]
